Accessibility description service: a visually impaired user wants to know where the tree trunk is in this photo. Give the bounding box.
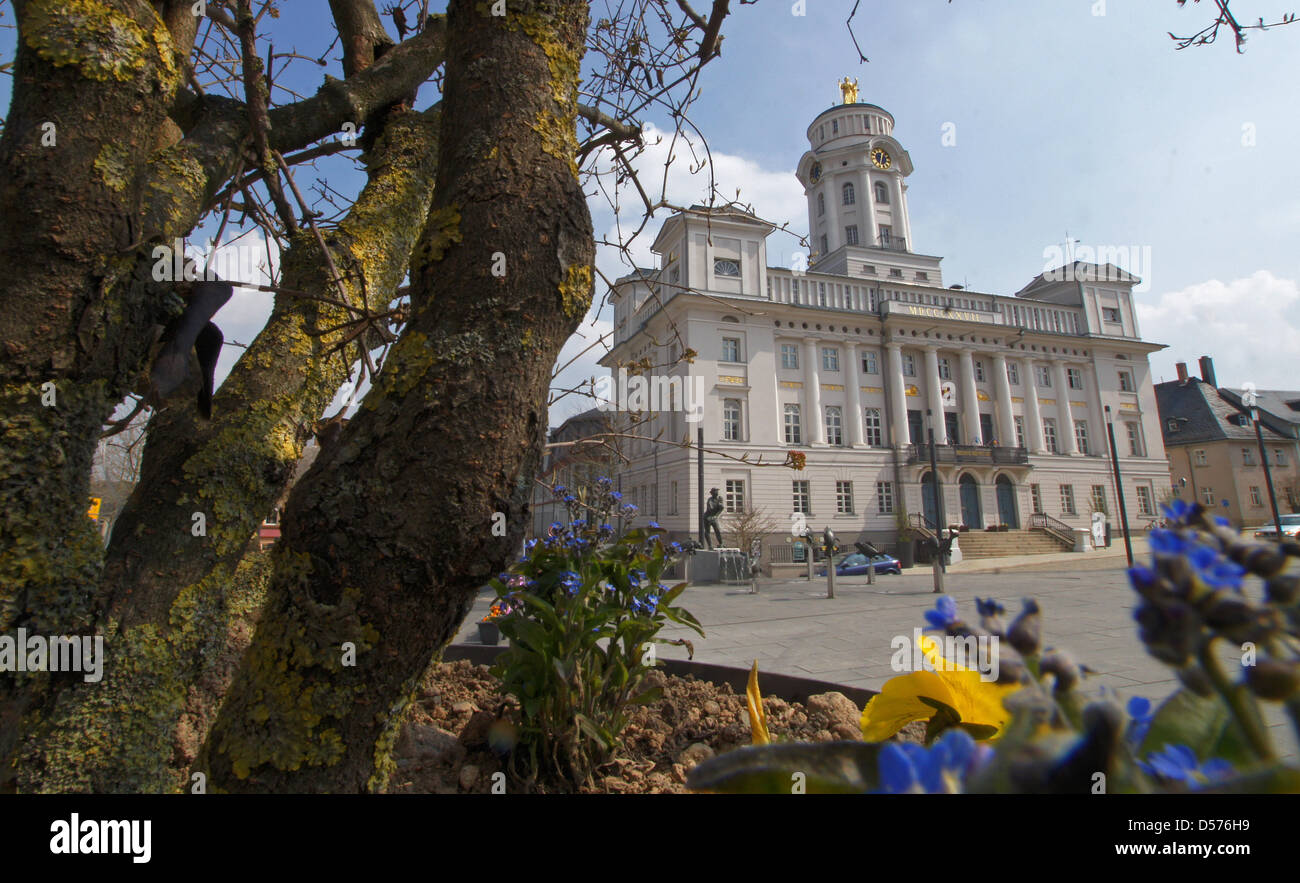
[199,0,595,792]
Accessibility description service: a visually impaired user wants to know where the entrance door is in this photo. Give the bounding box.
[921,472,938,529]
[945,412,960,445]
[959,474,982,529]
[980,413,994,446]
[996,475,1019,528]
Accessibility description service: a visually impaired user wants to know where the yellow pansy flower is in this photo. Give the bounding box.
[860,634,1021,742]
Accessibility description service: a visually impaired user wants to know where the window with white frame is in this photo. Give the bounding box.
[1250,486,1263,506]
[843,182,855,205]
[1102,307,1121,323]
[714,258,740,278]
[1091,485,1106,513]
[723,399,742,441]
[1074,419,1090,455]
[793,480,811,515]
[1118,370,1135,392]
[784,404,802,445]
[1014,416,1026,449]
[902,353,916,376]
[1060,484,1076,515]
[845,225,859,246]
[1201,485,1215,507]
[1194,449,1207,466]
[1126,421,1143,457]
[721,336,741,362]
[864,408,883,446]
[820,234,828,255]
[1035,365,1052,388]
[781,343,799,369]
[876,481,894,514]
[938,357,952,381]
[975,360,986,383]
[836,481,854,514]
[874,181,889,204]
[821,347,840,371]
[862,350,879,374]
[1067,368,1083,390]
[1043,417,1058,453]
[1031,484,1043,514]
[725,479,745,513]
[1135,485,1154,516]
[825,406,843,446]
[1276,449,1289,466]
[1007,361,1020,385]
[1243,447,1256,466]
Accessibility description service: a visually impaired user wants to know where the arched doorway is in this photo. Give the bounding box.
[996,474,1019,528]
[959,474,983,529]
[921,472,938,530]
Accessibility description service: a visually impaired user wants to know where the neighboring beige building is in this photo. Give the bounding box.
[1155,358,1300,529]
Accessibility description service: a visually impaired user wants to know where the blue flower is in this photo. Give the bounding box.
[924,595,959,629]
[553,484,567,496]
[599,523,613,534]
[1138,744,1234,786]
[1213,515,1231,527]
[596,476,613,487]
[647,521,661,529]
[1127,564,1157,594]
[563,494,577,505]
[1126,695,1153,746]
[876,729,983,794]
[524,538,539,550]
[621,504,639,517]
[1185,542,1245,590]
[549,521,563,533]
[609,491,623,501]
[1148,529,1186,556]
[628,569,646,587]
[669,541,683,554]
[558,571,582,595]
[1161,498,1191,523]
[974,597,1004,618]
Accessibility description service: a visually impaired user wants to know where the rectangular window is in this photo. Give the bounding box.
[1277,449,1289,466]
[836,481,854,514]
[784,404,802,445]
[890,268,904,278]
[1103,307,1121,323]
[1007,361,1020,386]
[975,360,986,383]
[1243,447,1256,466]
[1119,370,1135,392]
[1043,418,1059,453]
[1127,422,1143,457]
[1036,365,1052,388]
[1031,484,1043,515]
[1060,484,1076,516]
[1136,486,1154,516]
[820,234,828,255]
[822,347,840,371]
[781,343,799,369]
[793,480,811,515]
[876,481,894,514]
[938,357,952,381]
[1091,485,1106,513]
[1067,368,1083,390]
[1194,449,1207,466]
[723,399,742,441]
[1201,485,1215,507]
[669,481,679,515]
[721,337,741,362]
[1014,416,1025,449]
[864,408,883,446]
[902,353,916,377]
[1250,486,1263,507]
[879,225,892,245]
[825,406,843,446]
[845,225,859,246]
[1074,419,1090,455]
[725,479,745,513]
[862,351,879,374]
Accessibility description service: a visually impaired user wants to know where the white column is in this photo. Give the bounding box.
[993,353,1015,445]
[886,342,909,447]
[1024,361,1047,454]
[846,342,865,446]
[959,349,981,445]
[803,338,824,445]
[1087,362,1107,457]
[892,175,908,248]
[1053,361,1078,455]
[861,169,876,251]
[924,346,948,445]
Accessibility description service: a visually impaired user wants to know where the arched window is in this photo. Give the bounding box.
[842,182,855,206]
[864,408,882,446]
[874,181,889,204]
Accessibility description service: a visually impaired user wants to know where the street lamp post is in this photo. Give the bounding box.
[1252,407,1284,540]
[926,409,946,594]
[1104,405,1134,567]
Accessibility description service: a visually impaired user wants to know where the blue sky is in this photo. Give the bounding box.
[3,1,1297,422]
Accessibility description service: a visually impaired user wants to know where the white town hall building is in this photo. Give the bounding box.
[595,87,1170,560]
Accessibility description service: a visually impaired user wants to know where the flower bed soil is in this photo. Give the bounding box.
[387,658,922,794]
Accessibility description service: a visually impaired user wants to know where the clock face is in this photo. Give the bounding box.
[809,162,822,183]
[871,148,892,170]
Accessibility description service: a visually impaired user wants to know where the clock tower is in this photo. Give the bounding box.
[796,84,941,285]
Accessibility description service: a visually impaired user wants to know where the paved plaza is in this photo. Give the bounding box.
[455,538,1298,759]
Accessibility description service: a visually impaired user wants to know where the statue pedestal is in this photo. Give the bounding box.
[690,548,747,584]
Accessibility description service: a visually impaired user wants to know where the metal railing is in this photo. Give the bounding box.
[874,237,908,252]
[1028,513,1075,546]
[908,512,937,541]
[906,444,1029,465]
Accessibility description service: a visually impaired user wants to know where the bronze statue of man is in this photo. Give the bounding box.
[703,487,725,549]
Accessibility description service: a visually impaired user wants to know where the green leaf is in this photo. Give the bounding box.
[629,686,663,705]
[686,742,882,794]
[1139,688,1254,767]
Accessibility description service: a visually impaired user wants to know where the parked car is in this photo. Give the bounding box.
[816,551,902,577]
[1252,513,1300,539]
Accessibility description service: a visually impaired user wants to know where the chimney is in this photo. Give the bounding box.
[1176,362,1188,382]
[1198,356,1217,388]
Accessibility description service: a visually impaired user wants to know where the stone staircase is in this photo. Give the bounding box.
[953,528,1073,559]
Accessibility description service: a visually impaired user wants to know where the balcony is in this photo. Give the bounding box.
[872,237,908,253]
[905,444,1030,466]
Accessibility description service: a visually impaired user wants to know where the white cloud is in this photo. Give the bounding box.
[1137,270,1300,388]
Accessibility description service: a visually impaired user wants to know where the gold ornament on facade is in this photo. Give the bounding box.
[839,77,859,105]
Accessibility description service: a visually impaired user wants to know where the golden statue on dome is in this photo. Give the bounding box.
[839,76,859,105]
